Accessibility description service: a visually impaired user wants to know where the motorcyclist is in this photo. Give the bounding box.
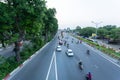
[67,43,69,48]
[87,49,90,55]
[71,38,74,43]
[76,40,79,44]
[79,60,83,70]
[80,40,82,43]
[86,72,92,80]
[64,41,66,46]
[79,60,82,65]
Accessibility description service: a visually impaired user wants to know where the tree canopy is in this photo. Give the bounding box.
[80,27,96,37]
[0,0,58,61]
[74,25,120,42]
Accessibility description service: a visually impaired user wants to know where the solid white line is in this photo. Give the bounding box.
[45,52,55,80]
[84,42,120,68]
[54,51,58,80]
[10,67,19,75]
[94,65,98,69]
[96,52,120,68]
[75,37,120,68]
[5,42,50,80]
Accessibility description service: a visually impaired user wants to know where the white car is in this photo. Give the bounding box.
[56,46,62,52]
[66,49,74,57]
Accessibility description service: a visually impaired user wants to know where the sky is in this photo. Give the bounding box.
[46,0,120,29]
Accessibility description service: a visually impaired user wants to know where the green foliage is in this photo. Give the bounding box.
[102,25,116,31]
[0,40,46,79]
[97,28,108,38]
[0,56,6,64]
[80,27,96,37]
[0,0,58,45]
[0,57,20,79]
[0,0,58,78]
[109,28,120,40]
[74,35,120,59]
[74,25,120,42]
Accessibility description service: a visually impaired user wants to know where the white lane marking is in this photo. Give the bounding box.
[45,52,55,80]
[3,42,50,80]
[94,65,98,69]
[54,51,58,80]
[83,42,120,68]
[95,52,120,68]
[73,36,120,69]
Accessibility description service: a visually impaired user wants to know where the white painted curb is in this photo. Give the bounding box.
[3,42,49,80]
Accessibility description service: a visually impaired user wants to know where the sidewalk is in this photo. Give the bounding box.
[0,44,15,58]
[94,39,120,50]
[0,41,30,58]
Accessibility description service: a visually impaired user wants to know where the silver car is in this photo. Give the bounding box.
[56,46,62,52]
[66,49,74,57]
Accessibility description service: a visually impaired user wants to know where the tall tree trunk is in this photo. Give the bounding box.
[14,41,21,62]
[1,40,6,48]
[44,28,48,42]
[13,13,22,62]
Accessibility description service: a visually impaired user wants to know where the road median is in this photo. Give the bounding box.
[72,34,120,60]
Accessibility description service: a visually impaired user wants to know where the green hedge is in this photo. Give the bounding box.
[74,35,120,59]
[0,40,46,79]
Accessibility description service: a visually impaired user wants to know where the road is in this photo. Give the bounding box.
[0,45,15,58]
[0,41,30,58]
[94,39,120,50]
[5,33,120,80]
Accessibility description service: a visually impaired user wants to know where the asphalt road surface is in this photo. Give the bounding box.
[8,33,120,80]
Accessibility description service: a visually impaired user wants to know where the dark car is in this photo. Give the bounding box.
[59,40,63,45]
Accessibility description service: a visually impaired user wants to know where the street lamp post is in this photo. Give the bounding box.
[91,21,102,38]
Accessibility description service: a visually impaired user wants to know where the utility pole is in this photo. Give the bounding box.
[91,21,102,38]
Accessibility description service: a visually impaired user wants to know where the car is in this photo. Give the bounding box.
[59,40,63,45]
[56,46,62,52]
[66,49,74,57]
[87,38,98,43]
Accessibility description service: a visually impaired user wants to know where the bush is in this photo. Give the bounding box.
[0,56,6,64]
[74,35,120,59]
[0,57,20,79]
[0,39,46,79]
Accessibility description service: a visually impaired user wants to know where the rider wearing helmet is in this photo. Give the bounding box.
[87,49,90,55]
[79,60,82,65]
[79,60,83,70]
[86,72,92,80]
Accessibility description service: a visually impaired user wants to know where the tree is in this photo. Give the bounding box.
[102,25,116,31]
[76,26,81,31]
[110,28,120,40]
[43,8,58,41]
[74,26,81,35]
[0,2,13,48]
[97,28,108,39]
[0,0,58,62]
[80,27,96,37]
[3,0,47,62]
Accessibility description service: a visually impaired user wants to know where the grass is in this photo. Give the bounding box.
[0,41,46,79]
[73,35,120,59]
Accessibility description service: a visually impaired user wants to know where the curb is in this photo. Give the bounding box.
[3,42,49,80]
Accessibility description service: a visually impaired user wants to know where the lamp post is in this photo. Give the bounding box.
[91,21,102,38]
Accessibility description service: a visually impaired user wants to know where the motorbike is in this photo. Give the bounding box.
[67,44,69,48]
[79,64,83,70]
[78,62,83,70]
[87,50,90,55]
[76,41,79,44]
[85,72,92,80]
